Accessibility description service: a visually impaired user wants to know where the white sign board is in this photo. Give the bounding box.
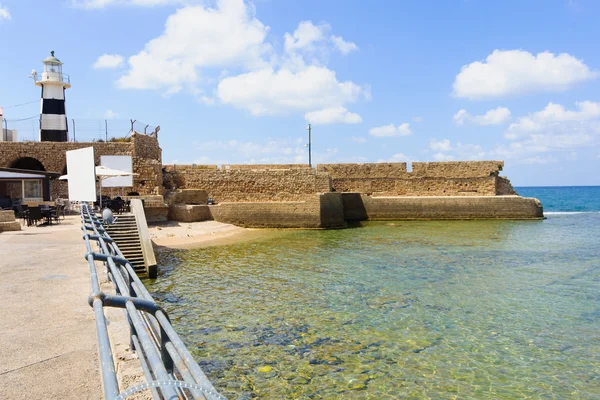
[100,155,133,188]
[66,147,97,201]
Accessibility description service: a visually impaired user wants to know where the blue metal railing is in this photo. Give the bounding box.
[81,204,226,400]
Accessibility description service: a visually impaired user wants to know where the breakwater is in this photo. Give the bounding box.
[163,161,543,227]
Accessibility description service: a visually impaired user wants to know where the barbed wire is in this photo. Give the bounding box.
[2,118,155,142]
[1,100,39,109]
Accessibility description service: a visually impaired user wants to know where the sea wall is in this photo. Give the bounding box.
[163,165,331,203]
[354,195,543,220]
[169,193,346,228]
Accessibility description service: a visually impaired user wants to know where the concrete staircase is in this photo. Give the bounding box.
[104,214,146,275]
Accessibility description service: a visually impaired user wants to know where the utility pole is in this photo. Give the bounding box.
[105,119,108,141]
[307,123,312,167]
[72,119,76,142]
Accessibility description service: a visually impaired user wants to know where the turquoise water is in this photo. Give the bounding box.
[149,188,600,399]
[516,186,600,213]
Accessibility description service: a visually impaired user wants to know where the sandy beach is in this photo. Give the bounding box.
[149,220,275,249]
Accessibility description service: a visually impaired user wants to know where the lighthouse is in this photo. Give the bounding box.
[33,51,71,142]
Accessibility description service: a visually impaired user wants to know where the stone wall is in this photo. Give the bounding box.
[164,189,208,205]
[208,193,346,228]
[167,194,345,228]
[496,176,517,195]
[411,161,504,178]
[359,195,543,220]
[0,210,21,232]
[168,204,212,222]
[0,133,162,198]
[317,162,408,178]
[318,161,507,196]
[163,165,331,202]
[224,164,312,170]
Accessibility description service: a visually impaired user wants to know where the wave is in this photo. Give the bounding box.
[544,211,600,215]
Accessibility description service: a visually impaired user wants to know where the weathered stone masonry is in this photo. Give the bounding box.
[162,161,540,227]
[163,165,331,203]
[317,161,517,196]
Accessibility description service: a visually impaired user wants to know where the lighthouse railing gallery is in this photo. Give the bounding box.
[81,203,226,400]
[36,71,71,85]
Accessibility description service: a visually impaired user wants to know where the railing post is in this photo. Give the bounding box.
[160,324,174,374]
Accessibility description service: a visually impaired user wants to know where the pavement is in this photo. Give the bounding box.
[0,215,144,399]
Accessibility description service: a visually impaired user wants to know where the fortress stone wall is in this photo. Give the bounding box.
[317,161,516,196]
[162,161,539,226]
[164,161,517,201]
[163,165,331,203]
[0,133,163,198]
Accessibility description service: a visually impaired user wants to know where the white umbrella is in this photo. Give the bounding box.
[58,166,138,208]
[58,166,137,180]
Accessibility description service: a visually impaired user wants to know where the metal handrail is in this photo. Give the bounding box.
[36,72,71,84]
[81,204,227,400]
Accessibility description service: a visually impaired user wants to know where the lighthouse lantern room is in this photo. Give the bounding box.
[34,51,71,142]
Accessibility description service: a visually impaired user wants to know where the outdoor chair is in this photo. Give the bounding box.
[27,207,42,227]
[15,204,29,223]
[49,206,60,224]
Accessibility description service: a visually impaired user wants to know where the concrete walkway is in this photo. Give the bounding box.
[0,216,102,399]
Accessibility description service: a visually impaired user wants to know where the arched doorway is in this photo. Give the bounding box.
[9,157,46,172]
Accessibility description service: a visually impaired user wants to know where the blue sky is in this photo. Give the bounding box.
[1,0,599,186]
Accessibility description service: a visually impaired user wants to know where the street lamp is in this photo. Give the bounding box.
[306,123,312,167]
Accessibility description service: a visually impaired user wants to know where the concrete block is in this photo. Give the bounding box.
[0,221,21,232]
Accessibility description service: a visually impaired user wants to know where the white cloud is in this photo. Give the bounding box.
[330,35,358,55]
[115,1,367,123]
[282,22,358,56]
[194,139,303,163]
[350,136,367,143]
[0,7,11,20]
[482,101,600,164]
[104,109,119,119]
[429,139,485,161]
[430,139,452,152]
[305,106,362,125]
[72,0,186,8]
[507,101,600,136]
[389,153,411,162]
[193,137,343,164]
[453,107,511,126]
[93,54,125,69]
[453,50,598,99]
[218,65,365,116]
[284,21,328,53]
[118,0,271,92]
[368,123,412,137]
[412,116,424,123]
[433,152,455,161]
[426,102,600,166]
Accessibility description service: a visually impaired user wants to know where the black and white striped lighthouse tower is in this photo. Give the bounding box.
[33,51,71,142]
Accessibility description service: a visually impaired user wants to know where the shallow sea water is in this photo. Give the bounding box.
[149,213,600,399]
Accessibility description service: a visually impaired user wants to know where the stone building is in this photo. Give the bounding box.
[0,133,162,202]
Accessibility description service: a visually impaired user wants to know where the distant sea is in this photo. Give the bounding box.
[150,186,600,399]
[517,185,600,213]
